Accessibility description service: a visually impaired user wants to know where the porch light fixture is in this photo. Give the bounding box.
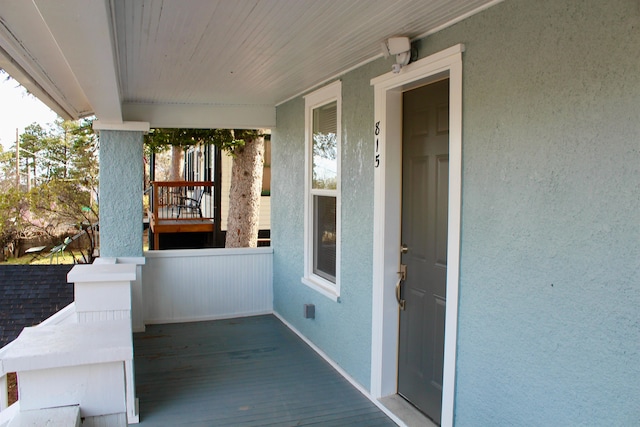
[381,37,412,73]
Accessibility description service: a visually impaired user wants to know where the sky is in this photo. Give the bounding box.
[0,75,59,151]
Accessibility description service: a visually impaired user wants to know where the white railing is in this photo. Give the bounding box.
[0,348,13,413]
[2,248,272,425]
[142,247,273,324]
[0,303,76,416]
[0,263,140,426]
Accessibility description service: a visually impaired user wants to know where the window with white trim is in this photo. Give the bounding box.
[302,81,341,300]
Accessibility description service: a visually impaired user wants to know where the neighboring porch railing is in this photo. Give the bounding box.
[148,181,216,249]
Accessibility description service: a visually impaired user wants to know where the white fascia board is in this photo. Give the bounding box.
[0,18,81,120]
[0,49,74,121]
[33,0,123,123]
[122,102,277,130]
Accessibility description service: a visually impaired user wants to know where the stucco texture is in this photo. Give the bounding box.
[273,0,639,424]
[99,130,144,257]
[272,59,391,389]
[426,0,640,425]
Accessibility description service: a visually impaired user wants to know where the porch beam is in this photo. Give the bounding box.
[32,0,123,122]
[93,121,150,133]
[122,102,276,130]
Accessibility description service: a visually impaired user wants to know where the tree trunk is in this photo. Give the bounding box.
[225,134,264,248]
[169,145,183,181]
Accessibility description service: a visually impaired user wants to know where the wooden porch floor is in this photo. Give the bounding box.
[133,315,396,426]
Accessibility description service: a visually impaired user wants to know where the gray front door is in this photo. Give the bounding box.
[397,78,449,424]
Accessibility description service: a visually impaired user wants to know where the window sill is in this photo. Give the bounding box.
[301,276,340,302]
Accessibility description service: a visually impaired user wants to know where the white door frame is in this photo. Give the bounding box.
[370,44,464,427]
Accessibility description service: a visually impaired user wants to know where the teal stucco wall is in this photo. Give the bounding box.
[272,58,391,388]
[99,130,144,257]
[425,1,639,424]
[272,0,639,424]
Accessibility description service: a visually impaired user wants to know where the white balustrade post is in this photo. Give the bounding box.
[67,262,140,424]
[115,257,146,333]
[0,373,8,411]
[124,359,139,423]
[68,263,136,323]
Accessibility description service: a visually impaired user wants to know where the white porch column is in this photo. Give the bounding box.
[94,121,149,257]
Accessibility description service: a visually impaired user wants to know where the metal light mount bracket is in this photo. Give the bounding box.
[382,37,412,73]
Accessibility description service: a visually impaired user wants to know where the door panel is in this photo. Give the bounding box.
[408,155,429,260]
[398,78,449,424]
[435,156,449,268]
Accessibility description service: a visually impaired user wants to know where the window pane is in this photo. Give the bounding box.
[313,195,336,282]
[312,101,337,190]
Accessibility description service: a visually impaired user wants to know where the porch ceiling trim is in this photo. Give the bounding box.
[1,0,502,130]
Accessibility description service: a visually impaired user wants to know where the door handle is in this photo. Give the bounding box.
[395,279,406,311]
[398,263,407,281]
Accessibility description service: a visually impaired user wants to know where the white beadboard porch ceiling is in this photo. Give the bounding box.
[0,0,501,129]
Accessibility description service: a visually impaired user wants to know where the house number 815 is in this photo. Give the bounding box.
[374,121,381,168]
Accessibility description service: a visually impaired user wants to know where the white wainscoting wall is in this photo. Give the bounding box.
[142,247,273,324]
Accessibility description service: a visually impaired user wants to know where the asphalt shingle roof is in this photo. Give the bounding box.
[0,265,74,348]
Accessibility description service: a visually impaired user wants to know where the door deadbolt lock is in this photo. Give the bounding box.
[400,244,408,254]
